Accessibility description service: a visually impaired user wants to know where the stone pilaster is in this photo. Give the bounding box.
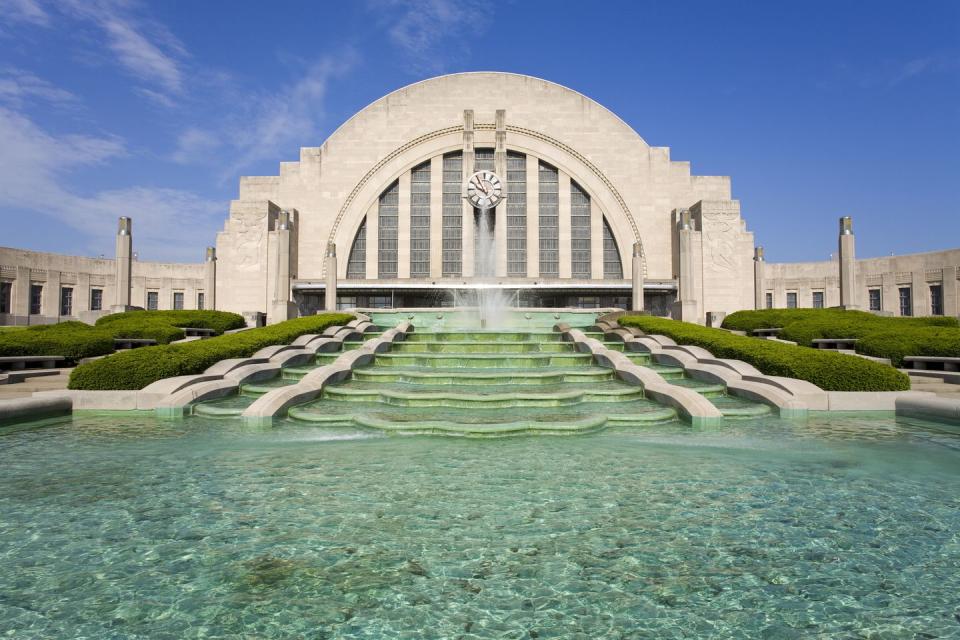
[631,242,645,311]
[268,210,296,323]
[754,246,765,310]
[838,216,858,308]
[461,110,475,278]
[942,266,958,317]
[114,216,132,308]
[204,247,217,310]
[325,242,337,311]
[494,109,507,278]
[672,209,700,322]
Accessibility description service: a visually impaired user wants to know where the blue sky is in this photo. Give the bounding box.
[0,0,957,263]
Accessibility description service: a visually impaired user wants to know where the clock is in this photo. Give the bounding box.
[466,170,504,210]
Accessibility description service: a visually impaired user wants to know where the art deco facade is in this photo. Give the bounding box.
[1,73,957,325]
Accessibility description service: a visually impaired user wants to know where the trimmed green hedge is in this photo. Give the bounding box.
[723,308,956,334]
[620,315,910,392]
[858,327,960,367]
[0,310,248,361]
[0,322,115,360]
[95,310,246,344]
[68,313,355,390]
[722,309,960,367]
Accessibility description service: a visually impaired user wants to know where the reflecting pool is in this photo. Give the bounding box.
[1,413,959,638]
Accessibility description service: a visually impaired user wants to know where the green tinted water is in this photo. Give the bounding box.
[1,413,958,638]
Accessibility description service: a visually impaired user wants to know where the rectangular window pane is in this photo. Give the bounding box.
[812,291,824,309]
[442,152,462,277]
[603,219,622,279]
[538,162,559,277]
[59,287,73,316]
[868,289,881,311]
[346,219,367,279]
[30,284,42,315]
[378,181,399,279]
[410,161,431,278]
[898,287,912,316]
[506,151,526,276]
[765,292,773,309]
[173,292,184,310]
[147,291,158,311]
[570,180,591,278]
[474,148,494,171]
[197,292,205,310]
[930,285,943,316]
[786,292,797,309]
[0,281,11,314]
[90,288,103,311]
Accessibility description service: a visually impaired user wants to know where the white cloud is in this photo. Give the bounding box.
[61,0,187,103]
[170,127,221,164]
[169,52,357,176]
[0,106,221,262]
[373,0,490,72]
[0,67,79,107]
[0,0,50,27]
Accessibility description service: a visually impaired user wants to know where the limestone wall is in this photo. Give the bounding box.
[0,246,207,325]
[762,248,960,316]
[213,72,750,320]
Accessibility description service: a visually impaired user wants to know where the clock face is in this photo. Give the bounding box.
[466,170,503,210]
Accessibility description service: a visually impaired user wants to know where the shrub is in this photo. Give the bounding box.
[620,315,910,392]
[723,308,957,335]
[96,310,246,334]
[95,310,246,344]
[0,322,115,360]
[857,327,960,367]
[68,313,355,390]
[722,309,960,365]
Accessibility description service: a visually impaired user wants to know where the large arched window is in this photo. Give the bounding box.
[570,180,591,278]
[378,180,399,278]
[346,217,366,278]
[441,152,462,277]
[538,161,559,277]
[506,151,526,276]
[603,217,623,279]
[410,161,431,277]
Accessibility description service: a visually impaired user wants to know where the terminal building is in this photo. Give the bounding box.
[1,72,958,325]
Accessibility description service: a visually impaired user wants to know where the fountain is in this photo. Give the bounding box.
[453,206,513,329]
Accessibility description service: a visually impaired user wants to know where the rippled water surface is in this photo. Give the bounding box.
[1,413,959,638]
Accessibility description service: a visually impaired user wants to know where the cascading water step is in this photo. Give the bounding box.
[374,352,595,368]
[390,341,574,354]
[668,377,727,397]
[710,394,774,418]
[351,366,617,385]
[319,382,646,408]
[405,331,566,343]
[286,401,679,436]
